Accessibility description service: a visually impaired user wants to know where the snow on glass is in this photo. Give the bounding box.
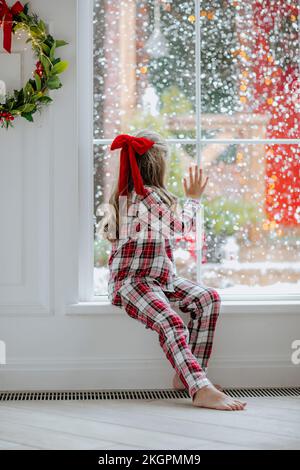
[93,0,300,296]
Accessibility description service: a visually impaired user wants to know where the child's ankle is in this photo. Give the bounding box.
[192,383,211,402]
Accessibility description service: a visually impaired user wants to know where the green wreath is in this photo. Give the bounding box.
[0,1,68,129]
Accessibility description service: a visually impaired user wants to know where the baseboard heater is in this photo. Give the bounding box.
[0,387,299,401]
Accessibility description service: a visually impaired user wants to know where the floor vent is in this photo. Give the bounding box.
[225,387,300,398]
[0,387,299,401]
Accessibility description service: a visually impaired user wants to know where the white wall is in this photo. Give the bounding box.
[0,0,299,391]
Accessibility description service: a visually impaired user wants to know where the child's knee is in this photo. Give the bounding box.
[192,287,221,318]
[207,287,221,305]
[204,288,221,320]
[158,315,189,344]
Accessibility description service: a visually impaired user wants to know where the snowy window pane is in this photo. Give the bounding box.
[94,142,300,295]
[94,0,195,139]
[202,143,300,294]
[200,0,300,139]
[94,144,110,296]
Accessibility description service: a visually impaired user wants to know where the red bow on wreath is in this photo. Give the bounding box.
[111,134,155,197]
[0,0,24,53]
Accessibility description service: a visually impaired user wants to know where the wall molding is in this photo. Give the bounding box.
[0,17,54,315]
[65,300,300,316]
[1,355,299,391]
[0,303,52,317]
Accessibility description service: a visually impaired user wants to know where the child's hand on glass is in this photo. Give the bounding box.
[183,165,209,200]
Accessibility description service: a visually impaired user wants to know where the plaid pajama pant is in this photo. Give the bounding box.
[118,276,221,398]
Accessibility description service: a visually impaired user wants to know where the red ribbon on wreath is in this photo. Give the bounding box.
[0,0,24,53]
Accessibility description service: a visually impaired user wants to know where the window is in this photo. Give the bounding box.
[93,0,300,298]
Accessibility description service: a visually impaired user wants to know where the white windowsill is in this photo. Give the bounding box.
[65,298,300,315]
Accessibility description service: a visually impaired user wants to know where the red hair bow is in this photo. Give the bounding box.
[110,134,155,196]
[0,0,24,53]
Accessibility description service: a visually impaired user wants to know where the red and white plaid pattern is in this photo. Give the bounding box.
[107,186,221,397]
[118,277,220,398]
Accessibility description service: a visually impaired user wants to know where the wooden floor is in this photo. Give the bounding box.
[0,396,300,450]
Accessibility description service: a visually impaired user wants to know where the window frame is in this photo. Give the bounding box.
[72,0,300,314]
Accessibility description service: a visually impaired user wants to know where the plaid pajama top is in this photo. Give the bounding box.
[108,185,201,306]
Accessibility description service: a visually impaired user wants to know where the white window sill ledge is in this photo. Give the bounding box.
[65,299,300,315]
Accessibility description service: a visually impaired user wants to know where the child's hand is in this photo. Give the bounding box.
[183,165,209,200]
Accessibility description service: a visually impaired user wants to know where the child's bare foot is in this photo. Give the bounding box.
[193,384,247,411]
[172,373,223,392]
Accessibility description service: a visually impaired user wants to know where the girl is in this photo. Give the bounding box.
[102,129,246,411]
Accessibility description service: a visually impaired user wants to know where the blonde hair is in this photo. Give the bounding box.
[100,129,177,242]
